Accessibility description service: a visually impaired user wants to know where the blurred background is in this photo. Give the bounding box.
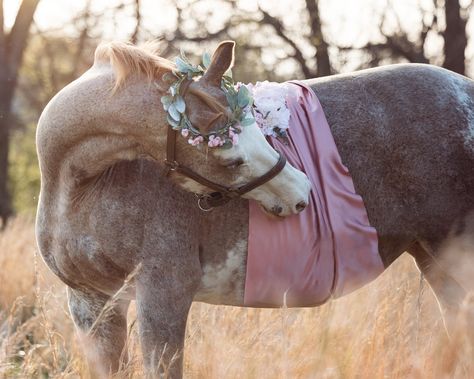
[0,0,473,223]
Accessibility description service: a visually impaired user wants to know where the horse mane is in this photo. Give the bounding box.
[94,40,229,120]
[94,41,175,91]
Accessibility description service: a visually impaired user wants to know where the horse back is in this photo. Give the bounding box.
[306,64,474,264]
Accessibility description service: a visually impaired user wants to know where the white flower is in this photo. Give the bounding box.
[247,81,290,136]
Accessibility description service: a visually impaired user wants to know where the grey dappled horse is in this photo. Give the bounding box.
[36,41,474,378]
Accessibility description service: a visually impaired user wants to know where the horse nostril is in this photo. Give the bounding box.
[295,201,307,212]
[271,205,283,215]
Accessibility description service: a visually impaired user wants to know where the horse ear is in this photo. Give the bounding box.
[202,41,235,86]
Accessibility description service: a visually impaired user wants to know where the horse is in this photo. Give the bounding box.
[35,40,474,378]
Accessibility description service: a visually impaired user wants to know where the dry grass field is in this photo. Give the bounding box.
[1,216,473,378]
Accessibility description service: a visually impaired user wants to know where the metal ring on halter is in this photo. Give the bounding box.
[197,196,214,212]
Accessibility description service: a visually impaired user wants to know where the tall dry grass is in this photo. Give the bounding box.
[0,216,473,378]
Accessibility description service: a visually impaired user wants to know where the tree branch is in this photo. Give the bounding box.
[7,0,40,75]
[172,4,231,43]
[259,8,314,78]
[70,0,91,80]
[131,0,141,44]
[351,1,429,66]
[173,25,230,43]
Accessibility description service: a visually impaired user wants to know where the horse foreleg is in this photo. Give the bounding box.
[135,262,200,379]
[67,287,130,378]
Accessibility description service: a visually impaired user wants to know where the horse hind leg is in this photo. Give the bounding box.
[408,241,466,334]
[67,287,130,378]
[408,214,474,336]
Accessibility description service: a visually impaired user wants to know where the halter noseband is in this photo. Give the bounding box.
[163,80,287,210]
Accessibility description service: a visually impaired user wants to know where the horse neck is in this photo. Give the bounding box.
[37,64,166,194]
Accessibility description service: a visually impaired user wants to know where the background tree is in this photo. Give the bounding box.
[165,0,332,80]
[352,0,470,74]
[0,0,39,227]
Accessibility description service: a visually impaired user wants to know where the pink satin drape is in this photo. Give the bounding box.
[244,81,383,308]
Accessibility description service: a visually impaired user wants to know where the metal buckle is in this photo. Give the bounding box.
[197,196,214,212]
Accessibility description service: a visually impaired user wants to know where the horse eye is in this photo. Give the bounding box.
[223,158,244,169]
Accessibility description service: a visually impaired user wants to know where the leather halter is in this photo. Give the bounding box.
[163,80,287,210]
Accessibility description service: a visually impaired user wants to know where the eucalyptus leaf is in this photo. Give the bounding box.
[225,92,237,109]
[180,48,191,64]
[161,95,173,111]
[175,57,191,73]
[237,86,251,108]
[167,114,180,128]
[174,96,186,113]
[222,75,233,82]
[202,52,211,68]
[170,84,177,96]
[224,68,233,78]
[168,103,181,121]
[222,80,234,90]
[240,116,255,127]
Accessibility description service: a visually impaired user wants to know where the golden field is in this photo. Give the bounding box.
[0,217,473,378]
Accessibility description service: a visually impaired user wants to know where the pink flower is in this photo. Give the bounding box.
[208,135,217,147]
[207,135,216,147]
[212,136,223,147]
[181,129,189,137]
[232,133,239,145]
[188,136,204,146]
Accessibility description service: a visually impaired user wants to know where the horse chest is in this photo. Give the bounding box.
[194,239,247,306]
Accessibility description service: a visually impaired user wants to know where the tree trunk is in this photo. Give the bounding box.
[0,0,40,226]
[0,89,13,227]
[305,0,331,77]
[443,0,467,75]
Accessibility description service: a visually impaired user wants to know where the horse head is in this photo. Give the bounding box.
[156,41,311,216]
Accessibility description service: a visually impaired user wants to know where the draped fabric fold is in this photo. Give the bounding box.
[244,81,383,308]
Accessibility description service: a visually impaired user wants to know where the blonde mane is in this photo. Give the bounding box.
[94,41,175,90]
[94,40,228,120]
